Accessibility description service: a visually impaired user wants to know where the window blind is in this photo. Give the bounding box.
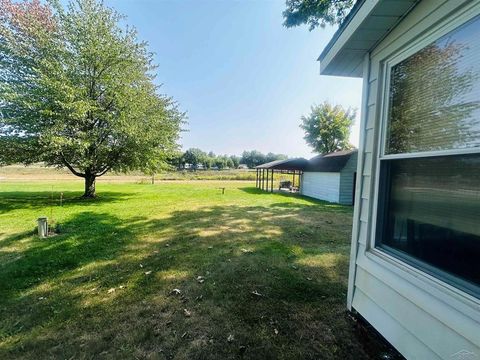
[386,15,480,154]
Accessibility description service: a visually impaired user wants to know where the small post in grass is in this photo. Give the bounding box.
[37,217,48,238]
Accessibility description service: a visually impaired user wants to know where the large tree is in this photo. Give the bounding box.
[283,0,355,31]
[300,102,355,154]
[0,0,185,197]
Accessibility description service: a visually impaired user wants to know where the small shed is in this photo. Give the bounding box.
[254,151,358,205]
[300,150,358,205]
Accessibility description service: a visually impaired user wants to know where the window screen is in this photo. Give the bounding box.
[386,16,480,154]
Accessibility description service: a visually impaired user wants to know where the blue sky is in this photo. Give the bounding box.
[106,0,363,158]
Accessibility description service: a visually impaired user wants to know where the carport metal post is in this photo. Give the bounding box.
[292,171,295,189]
[259,169,262,189]
[265,169,268,191]
[256,169,259,188]
[262,169,265,190]
[270,169,273,193]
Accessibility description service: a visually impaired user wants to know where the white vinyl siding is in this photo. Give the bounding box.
[349,0,480,359]
[301,172,340,203]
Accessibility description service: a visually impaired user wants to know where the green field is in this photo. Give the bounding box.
[0,180,396,359]
[0,165,260,182]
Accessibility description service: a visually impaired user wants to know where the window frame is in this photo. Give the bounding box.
[367,4,480,305]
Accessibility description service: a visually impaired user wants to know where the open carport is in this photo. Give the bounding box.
[255,158,308,193]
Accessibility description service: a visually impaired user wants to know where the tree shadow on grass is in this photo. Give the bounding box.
[0,202,394,360]
[239,187,353,211]
[240,186,296,196]
[0,191,131,214]
[0,212,135,301]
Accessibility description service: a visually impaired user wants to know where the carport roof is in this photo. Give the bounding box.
[256,150,357,172]
[305,150,357,172]
[255,158,309,171]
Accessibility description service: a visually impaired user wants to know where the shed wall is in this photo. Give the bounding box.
[349,0,480,358]
[301,172,340,203]
[339,152,358,205]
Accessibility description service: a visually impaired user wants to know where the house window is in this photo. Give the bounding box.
[376,15,480,297]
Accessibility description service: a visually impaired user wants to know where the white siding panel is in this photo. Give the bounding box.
[364,129,375,153]
[300,172,340,203]
[354,262,480,358]
[367,79,377,106]
[359,199,369,223]
[356,243,367,260]
[361,175,370,199]
[352,288,442,360]
[358,221,368,246]
[362,152,373,176]
[347,53,371,310]
[368,66,378,83]
[366,105,376,130]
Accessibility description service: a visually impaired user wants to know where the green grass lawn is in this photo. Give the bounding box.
[0,181,395,359]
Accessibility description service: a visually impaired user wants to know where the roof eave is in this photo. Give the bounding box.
[318,0,366,63]
[318,0,419,78]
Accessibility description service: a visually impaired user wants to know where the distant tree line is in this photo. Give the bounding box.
[240,150,288,169]
[166,149,288,170]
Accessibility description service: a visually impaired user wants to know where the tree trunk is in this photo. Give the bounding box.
[83,174,96,198]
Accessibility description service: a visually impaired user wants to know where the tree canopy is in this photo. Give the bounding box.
[283,0,355,31]
[300,102,355,154]
[0,0,185,197]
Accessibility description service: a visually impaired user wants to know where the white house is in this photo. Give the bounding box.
[319,1,480,359]
[300,150,358,205]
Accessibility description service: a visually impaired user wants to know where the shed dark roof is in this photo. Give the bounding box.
[305,150,357,172]
[255,158,308,171]
[255,150,358,172]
